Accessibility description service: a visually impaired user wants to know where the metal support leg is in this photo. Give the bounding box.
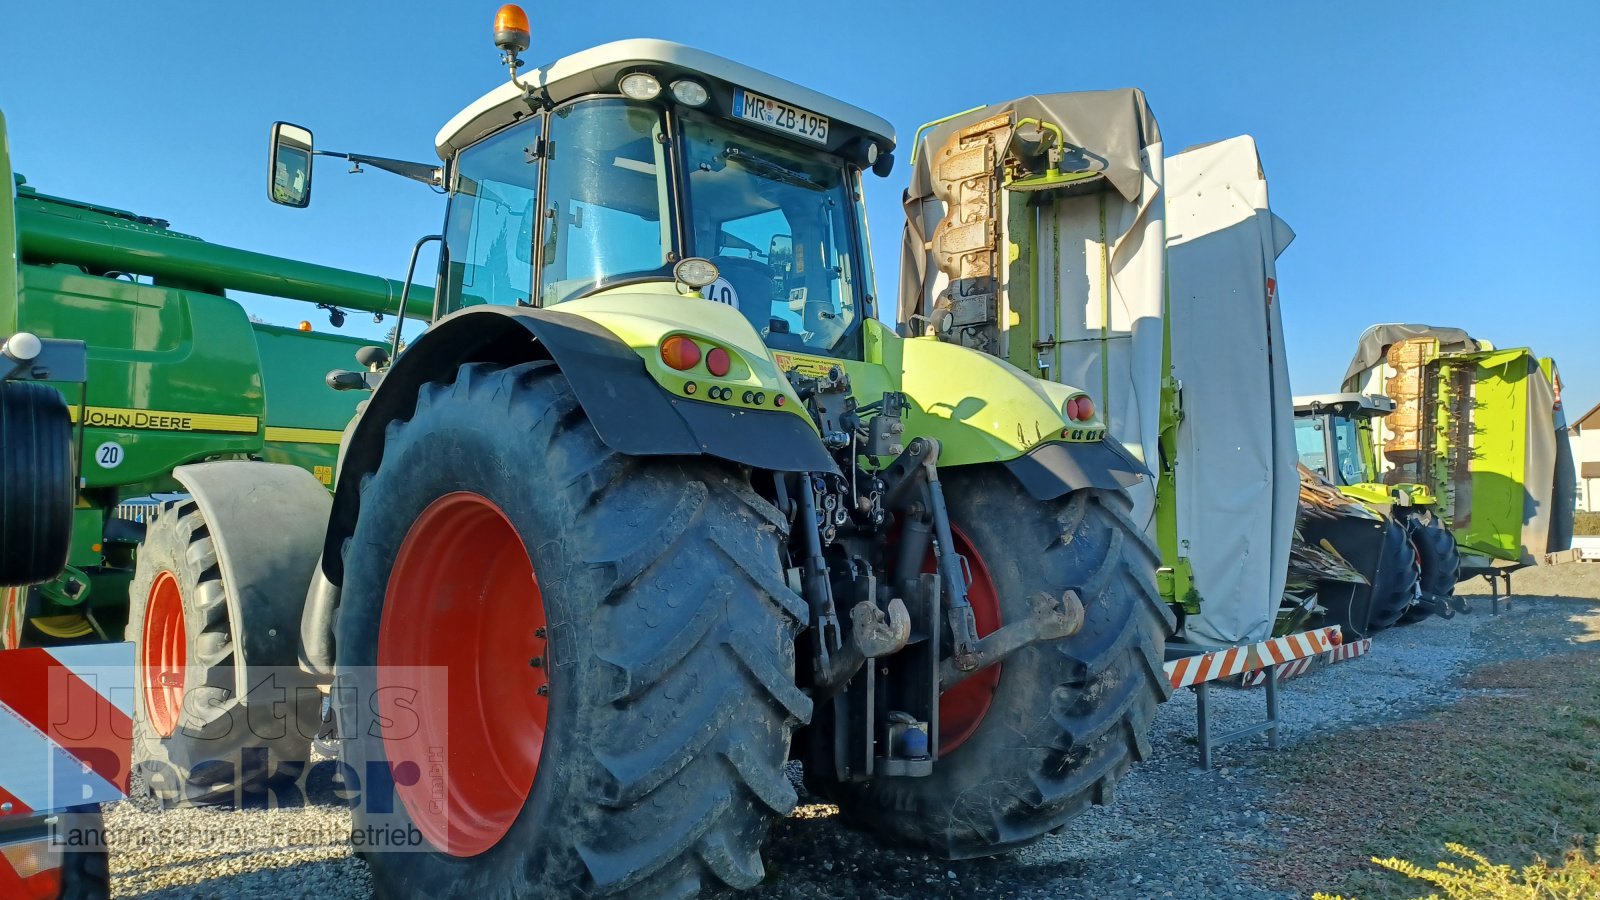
[1264,668,1281,751]
[1191,663,1286,770]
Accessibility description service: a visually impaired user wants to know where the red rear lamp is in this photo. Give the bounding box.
[774,394,786,407]
[1066,396,1082,421]
[705,347,731,377]
[660,335,701,371]
[1075,396,1096,421]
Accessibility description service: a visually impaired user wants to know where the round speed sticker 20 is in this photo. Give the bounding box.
[94,441,125,469]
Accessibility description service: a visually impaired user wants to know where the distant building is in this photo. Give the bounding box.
[1574,401,1600,512]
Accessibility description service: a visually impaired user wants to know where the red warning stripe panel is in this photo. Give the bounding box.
[0,647,134,797]
[0,782,33,817]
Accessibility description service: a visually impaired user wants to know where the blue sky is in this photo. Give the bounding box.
[4,2,1596,410]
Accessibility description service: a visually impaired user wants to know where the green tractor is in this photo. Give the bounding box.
[120,15,1172,896]
[1292,392,1449,630]
[1296,326,1575,628]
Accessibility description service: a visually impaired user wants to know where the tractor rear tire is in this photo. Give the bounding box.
[338,361,810,898]
[125,498,321,808]
[0,381,74,587]
[817,467,1172,859]
[1364,516,1421,631]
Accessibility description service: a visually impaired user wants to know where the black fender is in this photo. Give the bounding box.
[320,305,834,584]
[1001,437,1150,501]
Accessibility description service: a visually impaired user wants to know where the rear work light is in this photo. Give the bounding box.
[659,335,701,371]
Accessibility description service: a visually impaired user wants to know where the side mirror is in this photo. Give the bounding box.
[269,122,315,208]
[768,234,793,269]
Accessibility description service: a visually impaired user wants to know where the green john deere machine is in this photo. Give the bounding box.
[1296,324,1575,617]
[113,13,1173,896]
[0,107,430,649]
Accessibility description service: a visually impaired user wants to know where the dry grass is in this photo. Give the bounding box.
[1255,650,1600,898]
[1575,511,1600,537]
[1314,844,1600,900]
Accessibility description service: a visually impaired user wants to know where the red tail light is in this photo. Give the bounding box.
[1066,397,1082,421]
[659,335,701,371]
[705,347,731,377]
[1074,396,1095,421]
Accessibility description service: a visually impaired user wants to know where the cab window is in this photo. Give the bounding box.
[538,99,673,305]
[1295,417,1329,478]
[442,120,539,310]
[682,113,862,359]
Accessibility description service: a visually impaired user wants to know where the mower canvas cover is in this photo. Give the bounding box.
[899,90,1166,528]
[1163,137,1298,646]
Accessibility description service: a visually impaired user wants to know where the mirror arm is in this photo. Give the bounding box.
[314,150,442,187]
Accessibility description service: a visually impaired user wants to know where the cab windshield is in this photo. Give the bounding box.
[442,97,866,358]
[1293,414,1369,485]
[681,113,862,356]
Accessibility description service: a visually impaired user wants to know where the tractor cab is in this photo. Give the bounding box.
[1292,392,1394,487]
[269,35,895,365]
[431,38,893,362]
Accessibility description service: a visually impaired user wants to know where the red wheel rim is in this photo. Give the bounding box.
[931,525,1002,756]
[380,492,547,858]
[140,571,187,738]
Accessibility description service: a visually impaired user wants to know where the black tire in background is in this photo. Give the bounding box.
[0,380,74,587]
[1364,515,1422,631]
[1398,510,1461,624]
[55,806,110,900]
[1410,510,1460,598]
[125,499,321,808]
[818,466,1173,859]
[339,362,810,898]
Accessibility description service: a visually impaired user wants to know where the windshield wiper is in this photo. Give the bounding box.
[723,147,823,192]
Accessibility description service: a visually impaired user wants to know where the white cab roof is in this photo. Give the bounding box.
[1293,393,1396,414]
[436,39,896,159]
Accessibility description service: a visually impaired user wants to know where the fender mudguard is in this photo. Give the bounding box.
[1002,436,1150,501]
[171,461,330,698]
[321,305,833,584]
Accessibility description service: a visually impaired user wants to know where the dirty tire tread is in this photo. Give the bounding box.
[341,362,807,899]
[816,467,1172,860]
[1366,516,1423,630]
[125,500,318,808]
[1400,511,1460,624]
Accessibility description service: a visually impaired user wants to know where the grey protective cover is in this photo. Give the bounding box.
[898,90,1162,325]
[1342,323,1479,389]
[1164,136,1298,647]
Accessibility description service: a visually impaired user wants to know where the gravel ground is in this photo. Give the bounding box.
[107,564,1600,899]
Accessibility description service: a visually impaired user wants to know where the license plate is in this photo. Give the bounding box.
[732,89,829,145]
